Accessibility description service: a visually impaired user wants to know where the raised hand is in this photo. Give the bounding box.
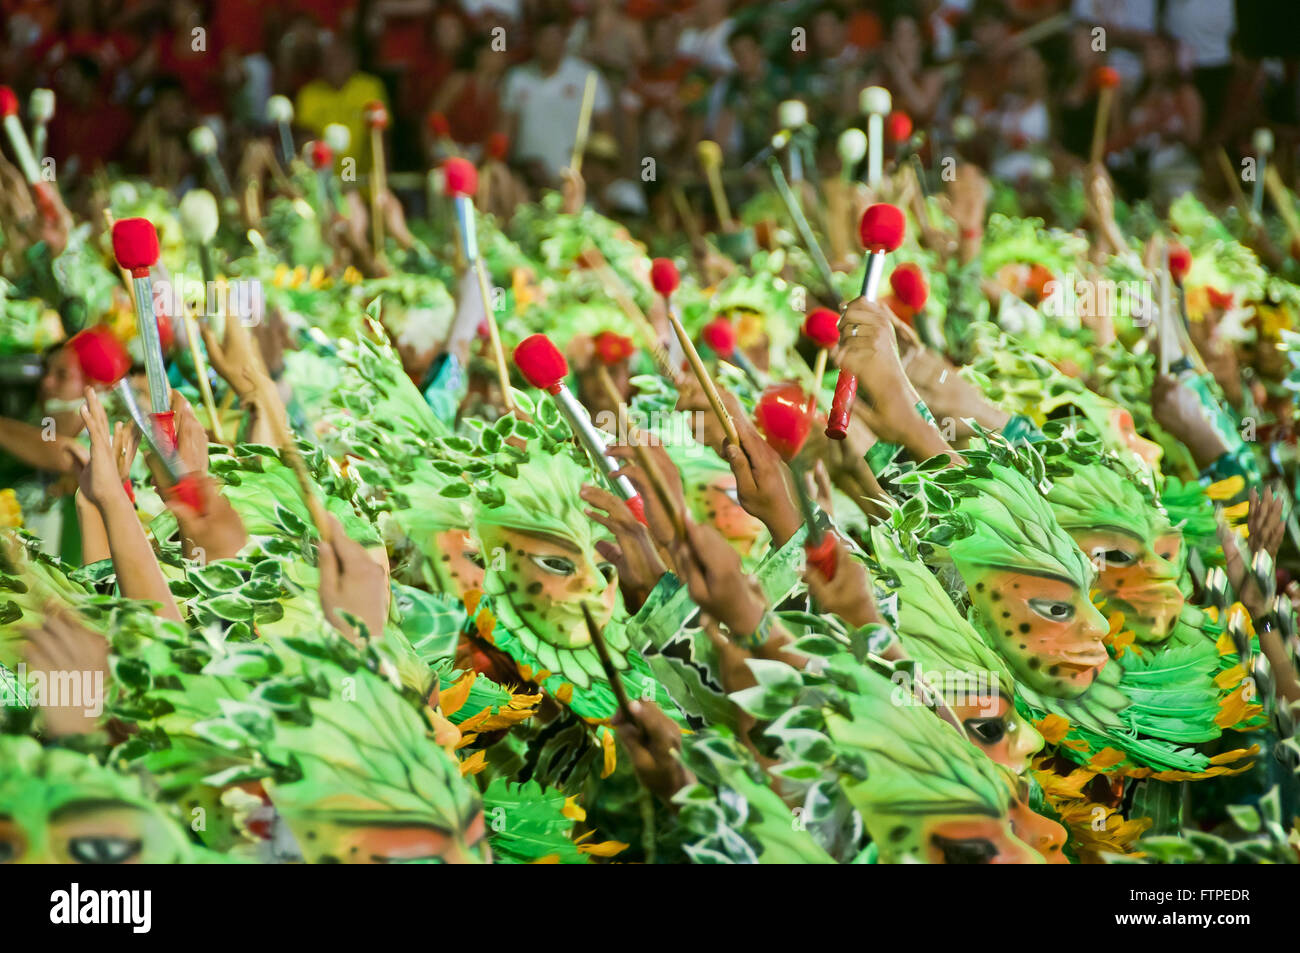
[1247,486,1286,564]
[803,534,881,630]
[1151,374,1228,469]
[612,700,690,802]
[21,605,109,738]
[607,442,688,553]
[67,388,132,511]
[837,298,956,462]
[670,519,768,639]
[580,483,667,610]
[716,390,802,547]
[317,514,390,645]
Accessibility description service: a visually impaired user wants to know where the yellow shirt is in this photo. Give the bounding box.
[295,74,389,174]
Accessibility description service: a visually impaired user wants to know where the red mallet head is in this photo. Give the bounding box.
[514,334,569,393]
[486,131,509,162]
[1207,286,1234,310]
[310,140,333,170]
[1168,243,1192,284]
[1094,65,1121,90]
[886,111,913,143]
[443,157,478,197]
[363,100,389,129]
[68,325,131,387]
[111,218,160,277]
[428,111,451,139]
[755,381,813,460]
[803,307,841,349]
[889,263,928,311]
[0,86,17,118]
[859,204,906,253]
[593,330,635,366]
[701,317,736,358]
[649,258,679,297]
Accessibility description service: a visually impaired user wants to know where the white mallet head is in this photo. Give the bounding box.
[860,86,892,116]
[837,128,868,166]
[324,122,351,154]
[266,94,294,125]
[1253,127,1275,155]
[29,88,55,123]
[778,99,808,130]
[951,114,976,142]
[188,125,218,156]
[179,188,220,245]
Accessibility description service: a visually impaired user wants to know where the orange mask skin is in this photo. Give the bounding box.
[1,806,173,864]
[1007,795,1069,864]
[431,528,485,598]
[947,693,1044,774]
[1070,528,1185,644]
[1109,407,1162,468]
[482,526,617,649]
[689,474,766,558]
[297,812,488,864]
[969,569,1110,698]
[920,815,1045,864]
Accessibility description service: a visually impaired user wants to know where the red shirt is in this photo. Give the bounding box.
[48,100,133,171]
[155,29,227,114]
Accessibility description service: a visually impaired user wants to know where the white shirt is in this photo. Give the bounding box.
[678,19,735,75]
[1163,0,1235,67]
[1071,0,1157,88]
[501,58,611,178]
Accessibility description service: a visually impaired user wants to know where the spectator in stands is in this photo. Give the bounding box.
[1110,32,1203,206]
[499,16,612,188]
[295,32,389,173]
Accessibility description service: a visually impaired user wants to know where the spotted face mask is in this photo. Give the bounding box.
[1046,457,1186,645]
[939,460,1111,699]
[477,524,619,657]
[966,567,1110,697]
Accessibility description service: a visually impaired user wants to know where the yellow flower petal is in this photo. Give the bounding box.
[577,840,629,857]
[562,797,586,822]
[1036,713,1071,745]
[1206,476,1245,501]
[439,672,476,718]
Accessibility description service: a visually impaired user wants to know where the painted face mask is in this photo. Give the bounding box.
[0,737,198,864]
[939,459,1110,698]
[872,530,1045,774]
[1006,777,1069,864]
[819,658,1045,864]
[1046,455,1186,644]
[470,439,667,720]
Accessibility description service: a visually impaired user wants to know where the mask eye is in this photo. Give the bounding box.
[464,550,485,569]
[598,562,617,584]
[964,717,1007,745]
[530,554,576,576]
[1027,598,1075,622]
[931,834,998,864]
[0,838,20,863]
[67,836,142,864]
[1101,549,1136,566]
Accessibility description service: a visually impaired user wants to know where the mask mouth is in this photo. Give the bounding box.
[1056,646,1109,670]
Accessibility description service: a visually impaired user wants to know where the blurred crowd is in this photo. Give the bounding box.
[3,0,1300,218]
